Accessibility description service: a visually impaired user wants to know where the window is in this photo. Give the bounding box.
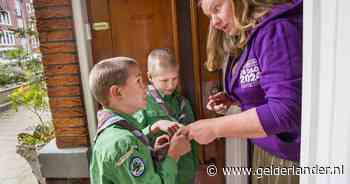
[26,3,33,14]
[15,0,22,16]
[0,31,16,46]
[31,36,39,48]
[0,11,11,25]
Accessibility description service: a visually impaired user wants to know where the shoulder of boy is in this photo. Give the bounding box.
[145,95,167,116]
[109,134,148,177]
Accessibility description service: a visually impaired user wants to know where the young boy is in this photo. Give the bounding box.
[89,57,191,184]
[133,49,199,184]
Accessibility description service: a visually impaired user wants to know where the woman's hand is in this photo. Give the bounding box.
[181,119,218,145]
[207,92,237,114]
[180,109,267,142]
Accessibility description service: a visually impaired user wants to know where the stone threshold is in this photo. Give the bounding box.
[38,139,90,178]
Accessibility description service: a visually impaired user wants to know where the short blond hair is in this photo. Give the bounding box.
[147,48,178,77]
[89,57,137,106]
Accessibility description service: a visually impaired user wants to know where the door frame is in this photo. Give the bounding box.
[301,0,350,183]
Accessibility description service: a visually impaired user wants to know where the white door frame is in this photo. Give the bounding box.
[301,0,350,183]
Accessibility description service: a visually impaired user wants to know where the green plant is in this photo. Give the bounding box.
[0,63,26,87]
[17,123,54,146]
[10,81,48,124]
[0,47,42,88]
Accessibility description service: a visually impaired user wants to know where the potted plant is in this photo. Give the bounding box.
[9,52,55,184]
[16,123,54,184]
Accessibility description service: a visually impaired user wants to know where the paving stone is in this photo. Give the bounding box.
[0,106,52,184]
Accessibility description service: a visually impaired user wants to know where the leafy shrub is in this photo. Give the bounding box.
[17,123,54,146]
[0,63,26,87]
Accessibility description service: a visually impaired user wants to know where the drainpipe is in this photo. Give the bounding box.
[71,0,97,143]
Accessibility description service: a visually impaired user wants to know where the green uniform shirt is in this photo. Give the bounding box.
[90,111,178,184]
[133,87,199,184]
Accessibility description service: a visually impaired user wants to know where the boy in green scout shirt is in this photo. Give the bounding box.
[89,57,191,184]
[133,49,199,184]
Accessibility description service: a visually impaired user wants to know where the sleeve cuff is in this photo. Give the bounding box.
[161,155,178,176]
[256,104,278,135]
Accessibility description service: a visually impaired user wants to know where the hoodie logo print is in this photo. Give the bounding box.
[239,58,261,88]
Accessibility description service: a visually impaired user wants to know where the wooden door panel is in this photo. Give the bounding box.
[108,0,175,74]
[87,0,114,64]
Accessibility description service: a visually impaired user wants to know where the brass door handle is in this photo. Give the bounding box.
[92,22,110,31]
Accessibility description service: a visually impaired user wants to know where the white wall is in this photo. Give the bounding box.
[225,107,248,184]
[301,0,350,183]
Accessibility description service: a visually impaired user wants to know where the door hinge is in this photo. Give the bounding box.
[85,23,92,40]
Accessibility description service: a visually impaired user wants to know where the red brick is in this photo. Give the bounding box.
[51,107,85,119]
[34,0,71,8]
[53,118,87,128]
[47,86,81,97]
[39,32,48,42]
[39,30,74,42]
[37,19,73,32]
[43,53,77,65]
[47,30,74,42]
[56,135,90,148]
[35,6,72,20]
[55,126,89,137]
[40,42,76,54]
[45,64,80,75]
[50,97,83,108]
[46,75,81,87]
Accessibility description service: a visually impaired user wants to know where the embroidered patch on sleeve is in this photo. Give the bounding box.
[116,146,135,167]
[129,156,145,177]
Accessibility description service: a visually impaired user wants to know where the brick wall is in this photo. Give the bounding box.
[34,0,90,148]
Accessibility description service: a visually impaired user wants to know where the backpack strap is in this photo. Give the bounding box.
[94,110,168,165]
[148,85,188,123]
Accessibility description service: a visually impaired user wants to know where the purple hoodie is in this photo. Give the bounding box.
[225,0,302,161]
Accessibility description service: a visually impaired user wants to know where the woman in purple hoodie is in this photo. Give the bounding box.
[185,0,302,183]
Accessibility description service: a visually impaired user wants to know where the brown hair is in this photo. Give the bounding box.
[205,0,292,71]
[147,48,178,77]
[89,57,137,106]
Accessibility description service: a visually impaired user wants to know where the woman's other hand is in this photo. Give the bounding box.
[206,92,236,114]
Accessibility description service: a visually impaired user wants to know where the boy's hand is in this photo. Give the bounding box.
[150,120,182,136]
[167,131,191,161]
[154,135,170,150]
[154,135,170,161]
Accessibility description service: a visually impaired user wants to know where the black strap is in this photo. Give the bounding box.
[94,111,168,165]
[148,85,187,123]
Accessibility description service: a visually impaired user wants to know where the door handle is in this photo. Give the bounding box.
[92,22,110,31]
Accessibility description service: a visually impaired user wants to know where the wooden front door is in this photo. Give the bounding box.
[87,0,179,77]
[87,0,225,183]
